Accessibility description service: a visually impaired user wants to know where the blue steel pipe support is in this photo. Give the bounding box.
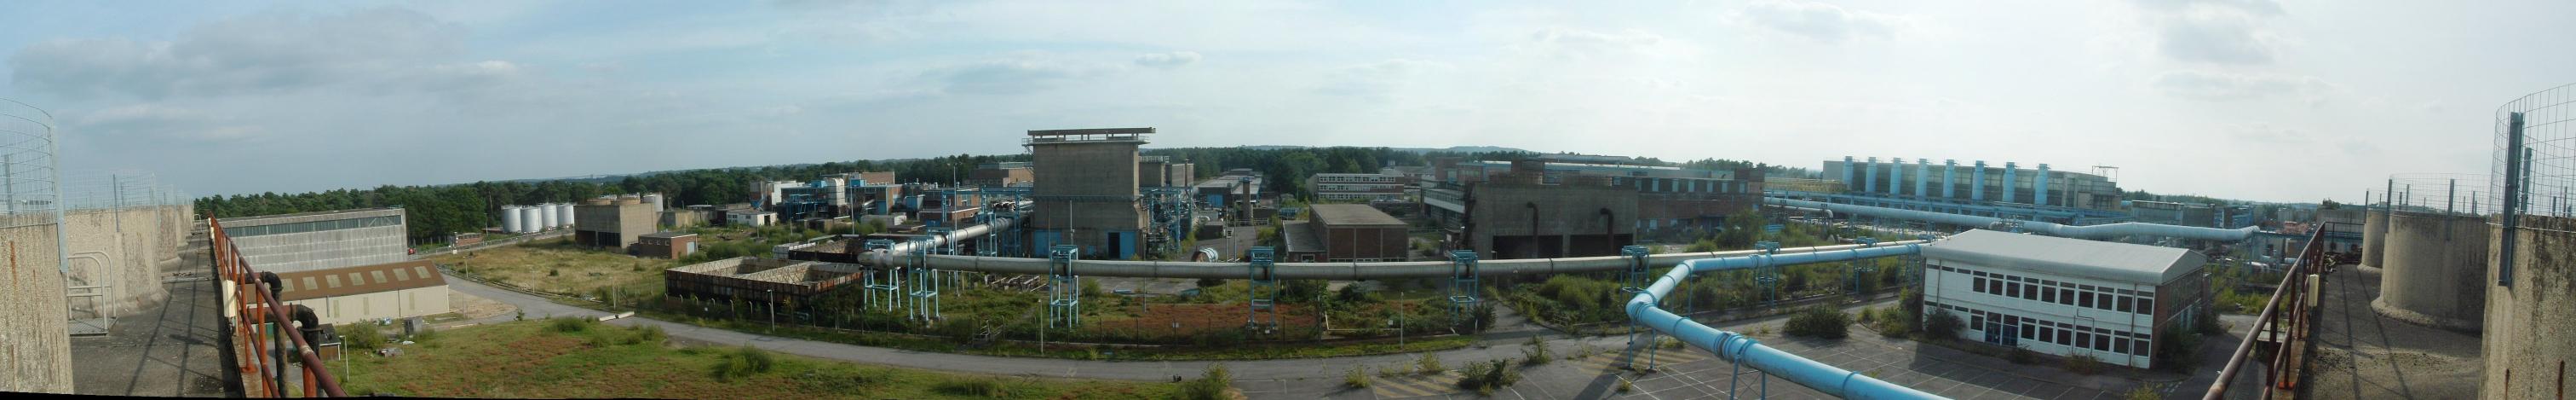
[1624,244,1939,399]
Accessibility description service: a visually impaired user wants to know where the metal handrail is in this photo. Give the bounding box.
[2204,222,2331,399]
[212,217,348,397]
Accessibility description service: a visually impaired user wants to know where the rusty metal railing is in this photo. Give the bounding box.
[212,217,347,397]
[2204,223,2333,399]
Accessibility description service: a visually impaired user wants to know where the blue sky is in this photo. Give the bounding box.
[5,0,2571,203]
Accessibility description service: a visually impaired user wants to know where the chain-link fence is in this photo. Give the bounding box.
[2493,84,2576,229]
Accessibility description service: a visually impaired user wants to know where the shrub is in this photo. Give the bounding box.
[1196,277,1225,288]
[2065,353,2106,375]
[707,345,777,381]
[547,316,595,333]
[1784,305,1851,339]
[2007,346,2037,364]
[2154,323,2204,372]
[932,377,1014,398]
[1416,352,1445,374]
[1455,359,1521,396]
[1521,336,1552,365]
[1343,365,1371,388]
[1923,309,1963,339]
[2123,384,2164,400]
[339,325,386,351]
[1179,364,1232,400]
[621,325,666,345]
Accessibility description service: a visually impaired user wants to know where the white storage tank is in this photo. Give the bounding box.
[502,205,524,233]
[521,206,543,232]
[645,194,665,213]
[539,202,560,229]
[556,203,576,228]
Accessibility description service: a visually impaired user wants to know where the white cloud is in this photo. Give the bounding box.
[1734,0,1902,43]
[2127,0,2289,65]
[8,7,462,99]
[2150,70,2337,101]
[1132,51,1202,69]
[69,104,269,143]
[1314,59,1451,100]
[922,57,1089,96]
[1515,27,1673,59]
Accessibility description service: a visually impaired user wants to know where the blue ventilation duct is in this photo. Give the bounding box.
[1971,161,1987,201]
[1765,197,2258,241]
[2002,162,2020,204]
[1624,244,1941,399]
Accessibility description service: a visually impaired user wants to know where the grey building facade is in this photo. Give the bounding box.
[219,208,408,274]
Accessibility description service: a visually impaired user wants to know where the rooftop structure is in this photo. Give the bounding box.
[220,207,408,274]
[663,257,868,304]
[1026,127,1153,258]
[1920,229,2211,369]
[272,259,451,325]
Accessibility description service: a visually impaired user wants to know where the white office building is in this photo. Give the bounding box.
[1919,229,2211,369]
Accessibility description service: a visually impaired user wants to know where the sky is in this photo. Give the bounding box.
[3,0,2570,204]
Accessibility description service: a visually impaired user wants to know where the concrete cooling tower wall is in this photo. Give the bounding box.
[2370,211,2488,332]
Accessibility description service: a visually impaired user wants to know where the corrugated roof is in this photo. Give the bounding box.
[275,259,446,301]
[1922,229,2206,284]
[1310,204,1404,227]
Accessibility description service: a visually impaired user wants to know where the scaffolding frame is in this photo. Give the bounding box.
[1245,246,1278,331]
[1047,245,1082,328]
[1446,250,1479,330]
[907,239,941,321]
[860,240,901,312]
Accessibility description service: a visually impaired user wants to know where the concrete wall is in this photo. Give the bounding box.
[2360,209,2389,269]
[2481,215,2576,398]
[0,215,71,393]
[2372,212,2489,332]
[62,207,179,319]
[1468,182,1638,259]
[1030,141,1145,256]
[285,286,451,326]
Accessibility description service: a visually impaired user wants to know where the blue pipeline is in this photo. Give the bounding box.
[1624,244,1941,400]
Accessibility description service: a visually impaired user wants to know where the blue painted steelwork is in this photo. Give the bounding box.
[1047,245,1082,327]
[1888,156,1904,194]
[1865,157,1880,194]
[1915,159,1930,199]
[1765,189,2130,225]
[1943,159,1958,199]
[1246,246,1279,330]
[1971,160,1987,201]
[909,236,942,321]
[1768,197,2257,241]
[1624,244,1940,399]
[1447,250,1480,329]
[2002,162,2020,204]
[862,240,901,311]
[2034,164,2053,207]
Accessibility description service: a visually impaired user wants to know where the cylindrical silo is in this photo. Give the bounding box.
[2371,211,2488,332]
[503,206,524,233]
[539,203,560,229]
[2360,207,2389,270]
[521,206,543,232]
[645,194,665,213]
[556,203,575,228]
[2481,215,2576,398]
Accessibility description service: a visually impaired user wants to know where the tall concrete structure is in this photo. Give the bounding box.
[2372,212,2489,332]
[1454,161,1640,259]
[0,208,68,393]
[2482,215,2575,398]
[219,208,407,274]
[1026,128,1151,259]
[574,195,658,250]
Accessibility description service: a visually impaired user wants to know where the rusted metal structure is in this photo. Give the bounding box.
[211,217,348,397]
[2203,222,2332,399]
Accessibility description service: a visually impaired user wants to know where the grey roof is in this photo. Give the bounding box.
[1310,204,1404,227]
[1922,229,2207,284]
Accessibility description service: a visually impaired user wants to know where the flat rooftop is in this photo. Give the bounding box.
[1310,204,1404,227]
[223,207,404,227]
[1922,229,2206,284]
[641,231,697,239]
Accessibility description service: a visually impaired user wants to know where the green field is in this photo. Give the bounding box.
[336,319,1181,399]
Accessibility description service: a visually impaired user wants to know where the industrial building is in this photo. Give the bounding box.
[663,257,865,304]
[635,232,699,259]
[219,208,409,274]
[1025,128,1151,258]
[1281,204,1410,262]
[1807,157,2131,225]
[969,162,1035,187]
[1421,160,1642,259]
[1424,155,1762,235]
[273,259,451,326]
[1919,229,2210,369]
[1308,171,1414,203]
[572,195,658,250]
[1195,171,1262,209]
[727,210,778,227]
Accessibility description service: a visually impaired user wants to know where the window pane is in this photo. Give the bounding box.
[2140,299,2155,314]
[2058,328,2071,345]
[2060,289,2075,305]
[2117,297,2134,313]
[2042,288,2056,304]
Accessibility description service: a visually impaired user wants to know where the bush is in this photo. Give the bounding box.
[547,316,595,333]
[2007,346,2037,364]
[1924,309,1964,339]
[1196,277,1225,288]
[1343,365,1371,388]
[707,345,778,381]
[1521,336,1552,365]
[339,325,386,351]
[2122,384,2164,400]
[2154,322,2204,372]
[621,325,666,345]
[1784,305,1851,339]
[2065,353,2106,374]
[1416,352,1445,374]
[1455,359,1521,396]
[932,377,1014,398]
[1179,364,1232,400]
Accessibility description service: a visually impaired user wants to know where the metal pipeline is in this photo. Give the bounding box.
[871,239,1920,279]
[1764,197,2257,241]
[1624,243,1941,399]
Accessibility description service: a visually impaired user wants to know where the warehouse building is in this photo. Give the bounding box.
[969,162,1035,188]
[1919,229,2211,369]
[1424,155,1761,236]
[664,257,866,304]
[1026,128,1151,258]
[635,232,699,259]
[574,195,658,250]
[273,259,451,326]
[1309,171,1414,203]
[1423,160,1642,259]
[1282,204,1410,262]
[219,207,408,274]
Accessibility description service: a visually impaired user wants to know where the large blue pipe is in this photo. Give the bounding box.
[1625,244,1940,399]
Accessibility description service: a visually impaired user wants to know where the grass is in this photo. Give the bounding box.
[640,308,1474,361]
[428,236,672,300]
[334,319,1177,399]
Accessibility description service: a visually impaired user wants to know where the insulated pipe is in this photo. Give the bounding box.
[2034,164,2052,207]
[1625,243,1937,399]
[880,238,1917,279]
[1766,197,2258,241]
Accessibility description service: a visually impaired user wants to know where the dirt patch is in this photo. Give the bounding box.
[448,291,515,321]
[427,240,670,297]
